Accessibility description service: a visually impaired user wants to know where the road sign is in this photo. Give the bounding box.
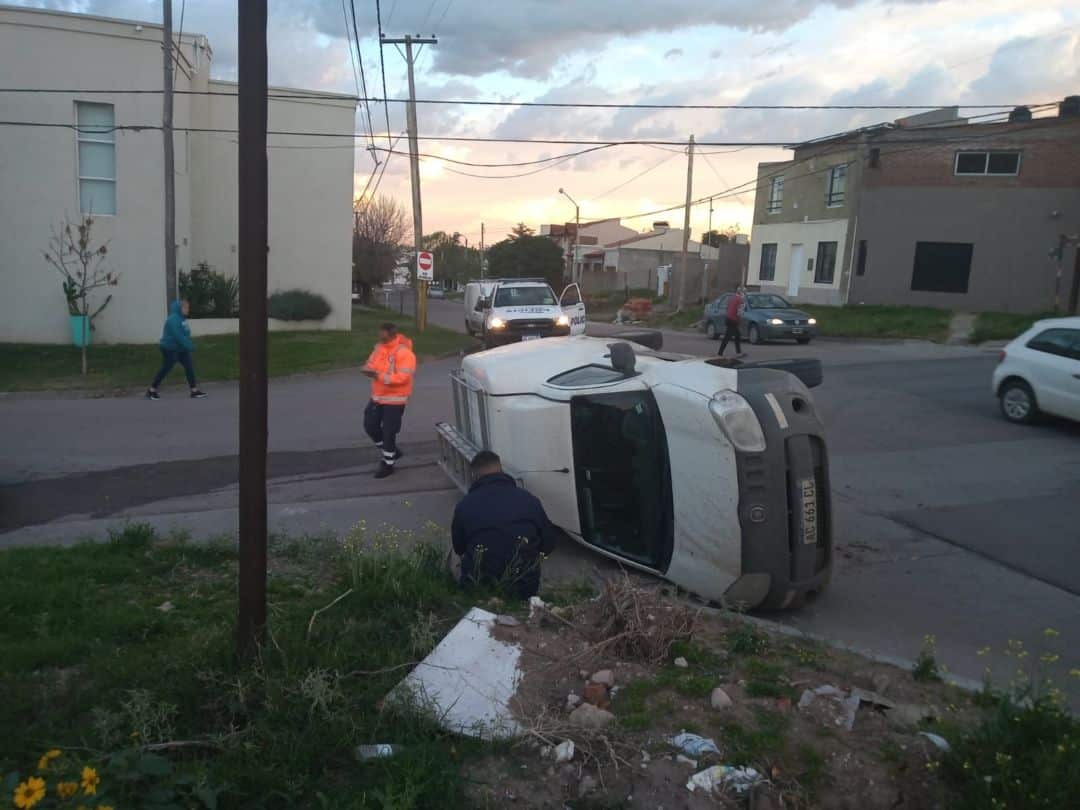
[417,250,434,281]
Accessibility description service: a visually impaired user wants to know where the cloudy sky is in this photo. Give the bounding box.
[18,0,1080,243]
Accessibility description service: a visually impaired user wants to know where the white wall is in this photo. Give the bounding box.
[0,8,207,343]
[746,219,850,305]
[0,6,356,343]
[189,81,356,331]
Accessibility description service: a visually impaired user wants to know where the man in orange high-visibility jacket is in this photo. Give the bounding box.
[362,322,416,479]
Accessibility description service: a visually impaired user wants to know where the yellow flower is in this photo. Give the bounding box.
[13,777,46,809]
[57,781,79,799]
[1043,627,1060,637]
[99,806,115,810]
[80,766,100,796]
[37,749,61,770]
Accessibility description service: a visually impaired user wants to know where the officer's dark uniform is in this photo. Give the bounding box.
[451,472,559,599]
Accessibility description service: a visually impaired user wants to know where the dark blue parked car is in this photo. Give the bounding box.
[704,292,818,345]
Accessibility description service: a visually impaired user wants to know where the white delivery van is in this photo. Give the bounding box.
[463,280,497,335]
[464,278,587,348]
[436,334,832,610]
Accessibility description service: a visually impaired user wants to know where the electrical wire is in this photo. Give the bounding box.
[0,87,1053,111]
[4,117,1073,148]
[348,0,379,160]
[340,0,363,99]
[586,151,678,202]
[374,0,393,148]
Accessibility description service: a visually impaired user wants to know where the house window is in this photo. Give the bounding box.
[767,176,783,213]
[759,243,778,281]
[814,241,837,284]
[826,165,847,206]
[855,240,868,276]
[76,102,116,215]
[911,241,974,293]
[954,151,1021,176]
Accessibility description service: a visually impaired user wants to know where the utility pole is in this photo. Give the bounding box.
[676,134,695,310]
[702,195,714,304]
[383,34,437,331]
[559,188,580,285]
[480,222,485,279]
[162,0,176,310]
[236,0,269,658]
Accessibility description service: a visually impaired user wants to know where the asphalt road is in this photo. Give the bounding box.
[3,297,1078,700]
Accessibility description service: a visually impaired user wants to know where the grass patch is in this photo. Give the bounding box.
[0,306,476,392]
[941,694,1080,810]
[972,310,1055,344]
[800,304,952,341]
[658,307,705,331]
[720,708,791,766]
[0,523,491,808]
[727,623,770,656]
[743,658,795,699]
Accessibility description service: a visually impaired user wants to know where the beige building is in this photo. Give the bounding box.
[747,103,1080,312]
[0,5,357,344]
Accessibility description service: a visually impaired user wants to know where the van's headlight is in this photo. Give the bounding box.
[556,314,570,327]
[768,318,784,326]
[489,317,506,329]
[709,391,766,452]
[808,318,817,325]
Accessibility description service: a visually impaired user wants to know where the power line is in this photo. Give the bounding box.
[340,0,362,99]
[348,0,379,160]
[5,118,1074,148]
[0,87,1055,111]
[586,151,679,202]
[374,0,392,148]
[434,0,455,28]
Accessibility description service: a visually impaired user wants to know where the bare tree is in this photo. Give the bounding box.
[43,215,119,375]
[353,195,410,304]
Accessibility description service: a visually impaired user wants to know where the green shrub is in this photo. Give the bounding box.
[268,289,332,322]
[941,694,1080,809]
[179,263,239,317]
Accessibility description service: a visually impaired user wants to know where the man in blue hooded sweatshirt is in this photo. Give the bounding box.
[146,300,207,400]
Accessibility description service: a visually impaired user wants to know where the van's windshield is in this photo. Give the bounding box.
[494,286,557,307]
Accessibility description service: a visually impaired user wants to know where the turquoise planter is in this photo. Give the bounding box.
[70,314,91,347]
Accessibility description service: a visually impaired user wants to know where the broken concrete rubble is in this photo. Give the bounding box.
[582,681,610,708]
[386,607,522,739]
[568,703,616,730]
[590,669,615,687]
[710,687,733,710]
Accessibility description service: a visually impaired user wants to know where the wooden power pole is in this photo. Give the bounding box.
[162,0,176,309]
[236,0,269,658]
[676,134,695,310]
[382,33,437,331]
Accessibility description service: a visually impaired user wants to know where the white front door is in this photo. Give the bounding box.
[560,283,588,335]
[788,244,804,297]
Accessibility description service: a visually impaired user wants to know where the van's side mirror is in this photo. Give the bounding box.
[477,298,491,311]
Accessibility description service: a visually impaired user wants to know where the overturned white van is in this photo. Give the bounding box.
[436,335,832,610]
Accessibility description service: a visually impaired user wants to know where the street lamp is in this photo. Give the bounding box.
[559,187,580,285]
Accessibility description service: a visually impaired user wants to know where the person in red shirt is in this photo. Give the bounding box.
[718,286,746,358]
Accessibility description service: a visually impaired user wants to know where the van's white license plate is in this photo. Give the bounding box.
[522,334,541,341]
[800,478,818,545]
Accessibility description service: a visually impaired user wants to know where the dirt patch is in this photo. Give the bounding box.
[465,580,977,809]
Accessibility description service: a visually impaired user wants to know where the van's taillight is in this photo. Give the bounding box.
[998,350,1007,364]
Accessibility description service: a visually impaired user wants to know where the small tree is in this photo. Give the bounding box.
[353,195,409,304]
[43,214,119,375]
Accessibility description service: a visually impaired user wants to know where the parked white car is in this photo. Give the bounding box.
[436,334,832,610]
[993,316,1080,424]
